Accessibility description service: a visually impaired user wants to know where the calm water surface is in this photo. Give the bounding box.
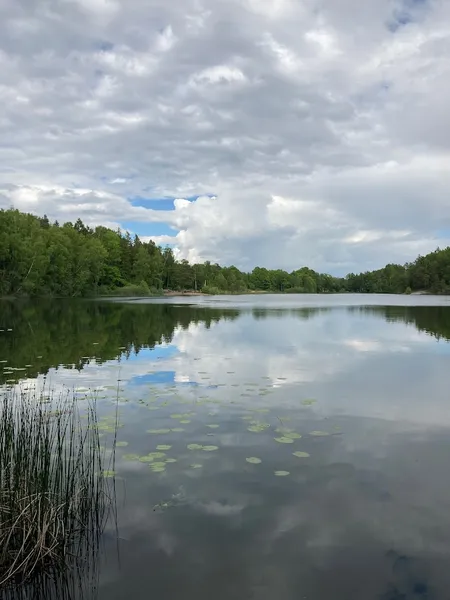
[2,295,450,600]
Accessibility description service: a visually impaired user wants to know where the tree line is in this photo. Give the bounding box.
[1,208,450,296]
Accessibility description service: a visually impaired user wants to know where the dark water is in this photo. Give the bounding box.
[2,295,450,600]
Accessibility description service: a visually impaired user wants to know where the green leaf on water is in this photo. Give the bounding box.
[274,437,294,444]
[171,428,185,433]
[189,464,203,469]
[139,456,155,463]
[293,451,310,458]
[156,445,172,451]
[147,429,171,434]
[148,452,166,458]
[116,441,129,447]
[122,453,141,461]
[202,445,219,452]
[241,416,253,421]
[206,424,219,429]
[187,443,203,450]
[284,432,302,440]
[102,470,116,478]
[150,462,166,473]
[309,431,330,437]
[246,457,262,464]
[247,422,270,433]
[165,458,177,463]
[274,470,290,477]
[170,414,184,419]
[179,420,191,424]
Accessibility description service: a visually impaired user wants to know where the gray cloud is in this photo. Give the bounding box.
[1,0,450,273]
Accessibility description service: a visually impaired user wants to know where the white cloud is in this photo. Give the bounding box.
[1,0,450,273]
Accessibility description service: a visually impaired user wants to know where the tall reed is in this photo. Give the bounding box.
[0,386,114,589]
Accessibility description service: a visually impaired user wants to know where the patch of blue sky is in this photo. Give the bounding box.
[185,193,215,201]
[434,229,450,239]
[130,371,201,387]
[130,194,215,210]
[130,196,175,210]
[121,220,176,237]
[131,371,176,385]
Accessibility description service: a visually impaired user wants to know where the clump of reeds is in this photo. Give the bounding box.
[0,387,114,589]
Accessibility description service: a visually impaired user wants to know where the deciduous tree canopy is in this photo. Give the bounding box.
[1,209,449,297]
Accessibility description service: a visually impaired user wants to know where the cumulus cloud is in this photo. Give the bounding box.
[1,0,450,273]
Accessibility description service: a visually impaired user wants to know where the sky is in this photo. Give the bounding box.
[0,0,449,275]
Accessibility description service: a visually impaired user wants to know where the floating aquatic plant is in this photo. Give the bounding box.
[293,451,310,458]
[187,444,203,450]
[246,457,262,464]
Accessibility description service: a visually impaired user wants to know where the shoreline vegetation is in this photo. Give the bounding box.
[0,386,115,593]
[1,208,450,298]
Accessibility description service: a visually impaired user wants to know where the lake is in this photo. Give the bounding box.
[2,294,450,599]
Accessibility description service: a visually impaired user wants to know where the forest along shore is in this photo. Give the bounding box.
[1,208,450,297]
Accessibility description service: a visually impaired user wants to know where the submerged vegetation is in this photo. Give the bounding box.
[2,208,450,296]
[0,386,114,591]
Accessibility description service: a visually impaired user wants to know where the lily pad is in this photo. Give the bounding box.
[147,429,171,434]
[171,427,185,432]
[187,443,203,450]
[202,445,219,452]
[302,399,316,406]
[102,470,116,478]
[247,422,270,433]
[179,420,191,424]
[150,464,166,473]
[116,441,129,447]
[122,454,140,461]
[156,445,172,451]
[139,456,155,463]
[309,430,330,437]
[284,432,302,440]
[206,424,219,429]
[293,451,310,458]
[246,457,262,464]
[189,464,203,469]
[165,458,177,463]
[274,437,294,444]
[148,452,166,458]
[274,470,290,477]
